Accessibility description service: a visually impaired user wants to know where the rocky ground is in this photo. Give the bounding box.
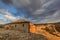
[0,29,48,40]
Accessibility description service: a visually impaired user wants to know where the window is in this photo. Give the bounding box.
[15,24,16,27]
[23,24,24,27]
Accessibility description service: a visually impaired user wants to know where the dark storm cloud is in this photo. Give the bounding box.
[32,0,60,23]
[1,0,12,4]
[1,0,60,24]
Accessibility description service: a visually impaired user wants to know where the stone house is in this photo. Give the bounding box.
[4,20,30,33]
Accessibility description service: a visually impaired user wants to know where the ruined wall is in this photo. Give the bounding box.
[4,22,60,34]
[4,23,30,33]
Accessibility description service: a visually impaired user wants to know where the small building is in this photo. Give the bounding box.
[4,20,30,33]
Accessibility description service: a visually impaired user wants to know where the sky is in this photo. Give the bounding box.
[0,0,60,24]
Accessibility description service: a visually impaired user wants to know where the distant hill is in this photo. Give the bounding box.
[15,19,28,22]
[56,22,60,24]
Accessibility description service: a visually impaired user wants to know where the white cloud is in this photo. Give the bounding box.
[0,9,17,21]
[4,15,16,21]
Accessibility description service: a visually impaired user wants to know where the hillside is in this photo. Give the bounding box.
[0,20,48,40]
[0,20,60,40]
[31,23,60,40]
[14,20,28,22]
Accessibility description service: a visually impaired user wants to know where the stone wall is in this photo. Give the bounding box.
[4,22,30,33]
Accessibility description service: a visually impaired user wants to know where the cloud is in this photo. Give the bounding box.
[30,0,60,24]
[0,9,17,21]
[4,15,16,21]
[0,0,60,24]
[0,14,10,24]
[2,0,30,8]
